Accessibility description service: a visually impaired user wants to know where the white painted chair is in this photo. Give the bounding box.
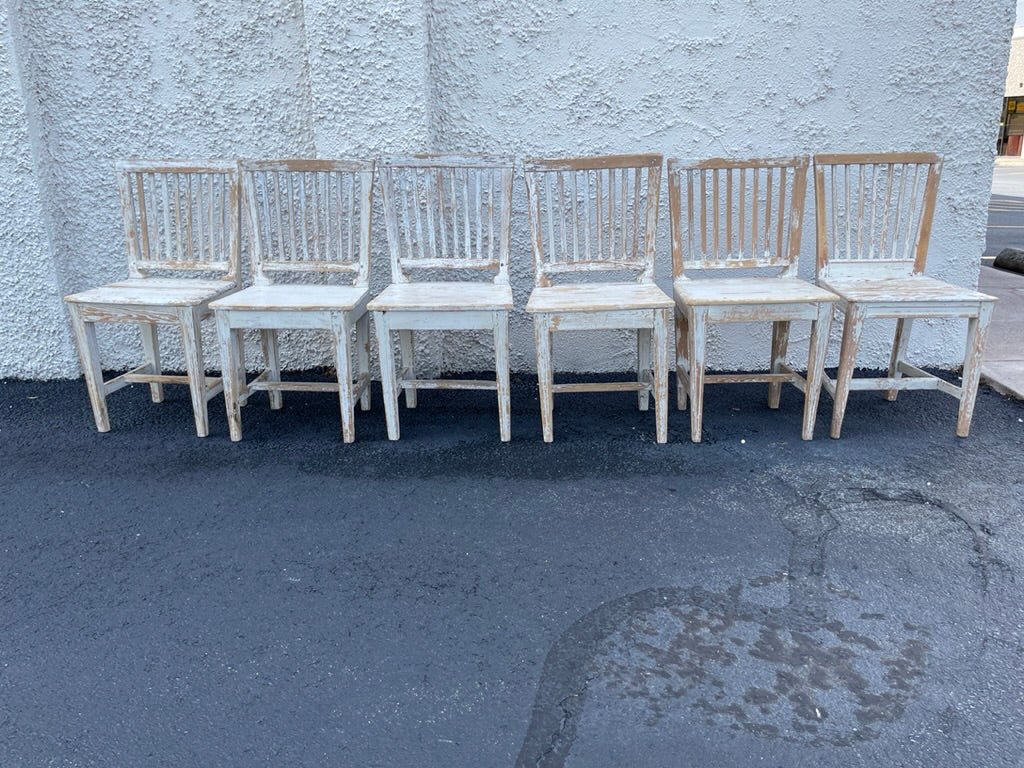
[209,159,375,443]
[523,154,673,443]
[64,160,241,436]
[667,156,837,442]
[369,155,515,441]
[813,152,997,438]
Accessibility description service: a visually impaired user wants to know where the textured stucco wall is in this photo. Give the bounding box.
[429,0,1015,373]
[0,0,1015,379]
[0,3,74,378]
[1006,34,1024,96]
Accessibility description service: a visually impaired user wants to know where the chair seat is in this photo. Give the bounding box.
[65,278,237,307]
[674,277,837,306]
[525,282,673,314]
[209,284,369,312]
[368,282,513,312]
[820,275,995,304]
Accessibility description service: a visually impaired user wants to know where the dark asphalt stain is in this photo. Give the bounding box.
[2,374,1023,767]
[515,489,936,765]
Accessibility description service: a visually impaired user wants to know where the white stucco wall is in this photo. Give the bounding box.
[0,0,1015,379]
[1006,34,1024,97]
[0,3,75,378]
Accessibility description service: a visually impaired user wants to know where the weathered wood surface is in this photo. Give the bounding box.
[64,160,243,437]
[674,277,835,306]
[242,159,374,286]
[367,282,513,312]
[813,152,996,438]
[812,152,942,279]
[668,156,835,442]
[373,155,515,441]
[667,155,808,275]
[524,154,671,443]
[820,275,993,304]
[525,283,672,313]
[65,278,237,306]
[211,284,369,311]
[524,154,662,287]
[378,154,514,285]
[212,159,375,443]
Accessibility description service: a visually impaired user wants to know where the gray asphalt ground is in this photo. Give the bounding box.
[986,161,1024,257]
[985,193,1024,257]
[2,373,1024,767]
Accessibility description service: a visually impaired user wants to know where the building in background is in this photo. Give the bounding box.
[1000,23,1024,154]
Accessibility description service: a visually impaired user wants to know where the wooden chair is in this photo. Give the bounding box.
[524,154,673,443]
[209,159,375,443]
[667,156,837,442]
[64,160,241,436]
[813,153,997,438]
[369,154,514,441]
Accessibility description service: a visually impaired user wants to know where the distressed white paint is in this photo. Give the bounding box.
[0,0,1016,379]
[0,4,75,378]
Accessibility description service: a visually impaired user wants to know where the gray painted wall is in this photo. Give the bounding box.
[0,0,1015,379]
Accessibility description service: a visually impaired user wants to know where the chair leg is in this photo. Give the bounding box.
[331,313,356,444]
[494,310,511,442]
[68,305,110,432]
[768,320,791,410]
[139,322,164,403]
[534,314,555,443]
[260,329,283,410]
[179,307,209,438]
[216,312,243,442]
[637,327,652,411]
[801,303,833,441]
[957,302,995,438]
[687,307,708,443]
[883,319,913,402]
[652,308,669,444]
[374,312,400,441]
[399,329,417,408]
[675,307,689,411]
[830,304,865,439]
[357,312,371,411]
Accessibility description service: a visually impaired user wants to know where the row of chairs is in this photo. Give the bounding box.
[64,152,995,444]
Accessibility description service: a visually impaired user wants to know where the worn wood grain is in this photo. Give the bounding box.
[524,154,670,443]
[813,152,997,438]
[373,155,515,441]
[668,156,835,441]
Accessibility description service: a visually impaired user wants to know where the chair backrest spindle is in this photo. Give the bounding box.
[812,152,943,280]
[117,160,241,282]
[241,159,375,286]
[379,154,515,284]
[523,154,663,286]
[667,156,809,279]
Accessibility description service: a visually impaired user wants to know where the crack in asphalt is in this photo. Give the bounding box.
[853,486,1011,594]
[514,483,969,766]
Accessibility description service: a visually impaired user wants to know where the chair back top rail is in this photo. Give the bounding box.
[813,152,943,278]
[241,158,375,286]
[523,153,663,286]
[667,156,809,278]
[117,160,241,282]
[378,154,515,284]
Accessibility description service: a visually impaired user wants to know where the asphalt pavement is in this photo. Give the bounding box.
[1,375,1023,767]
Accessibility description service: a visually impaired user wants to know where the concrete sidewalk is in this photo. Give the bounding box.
[980,263,1024,399]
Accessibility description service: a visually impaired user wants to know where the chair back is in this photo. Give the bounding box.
[117,160,241,282]
[523,154,662,286]
[378,154,515,284]
[241,159,374,286]
[667,156,809,280]
[813,152,942,280]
